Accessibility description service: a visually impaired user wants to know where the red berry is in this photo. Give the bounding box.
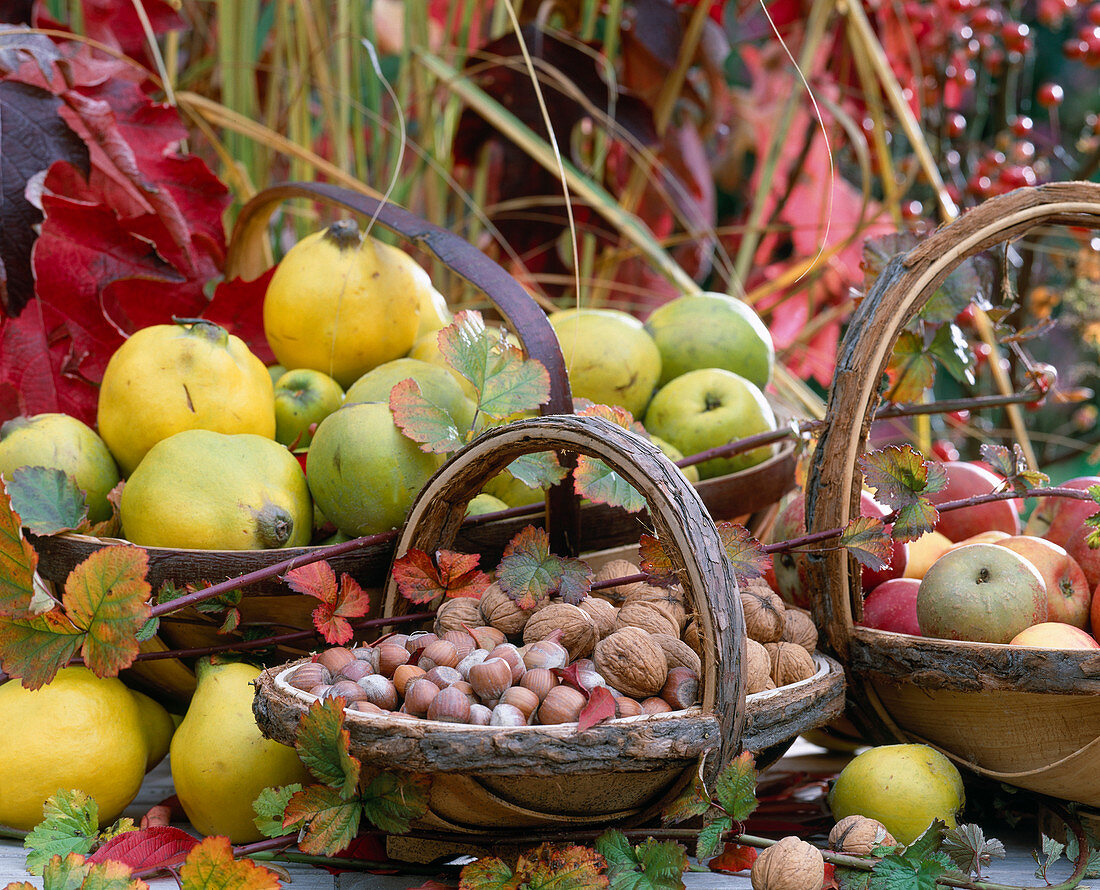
[1037,82,1064,107]
[1001,21,1032,53]
[932,440,961,462]
[1010,115,1033,136]
[946,409,971,425]
[970,6,1003,30]
[946,112,967,137]
[998,164,1037,188]
[1089,2,1100,25]
[1064,37,1089,60]
[902,199,924,220]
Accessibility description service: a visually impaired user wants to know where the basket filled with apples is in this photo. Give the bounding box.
[20,180,797,660]
[794,181,1100,806]
[253,412,845,834]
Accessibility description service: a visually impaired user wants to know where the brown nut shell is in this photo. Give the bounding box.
[316,647,355,675]
[780,608,819,652]
[593,627,668,699]
[433,597,483,635]
[522,604,599,661]
[622,584,687,630]
[403,677,440,716]
[828,815,897,855]
[519,667,558,701]
[393,664,426,696]
[614,600,678,638]
[468,657,514,702]
[479,583,534,636]
[682,620,703,659]
[745,638,773,695]
[357,674,398,711]
[427,685,471,723]
[499,685,540,720]
[376,643,410,678]
[521,639,569,671]
[615,697,643,717]
[469,625,507,650]
[765,641,816,687]
[579,597,618,638]
[536,684,587,724]
[418,639,460,671]
[650,633,702,676]
[660,666,700,710]
[592,558,645,602]
[741,588,787,644]
[750,835,824,890]
[288,662,331,691]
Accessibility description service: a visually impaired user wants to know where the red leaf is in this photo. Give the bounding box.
[822,861,839,890]
[435,550,492,600]
[283,561,370,646]
[709,843,758,874]
[202,271,276,364]
[178,836,281,890]
[391,548,490,604]
[390,548,445,605]
[79,0,185,68]
[87,826,199,871]
[578,685,615,731]
[638,533,676,584]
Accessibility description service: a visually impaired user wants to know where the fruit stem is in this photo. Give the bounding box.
[171,316,229,346]
[323,218,362,250]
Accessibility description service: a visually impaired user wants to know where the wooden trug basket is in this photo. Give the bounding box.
[805,181,1100,806]
[30,182,796,655]
[254,413,844,833]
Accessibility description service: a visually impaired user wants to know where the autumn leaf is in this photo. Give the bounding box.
[178,836,280,890]
[39,852,95,890]
[282,560,370,646]
[252,784,302,839]
[716,522,768,583]
[573,456,646,513]
[23,789,100,875]
[858,445,946,541]
[639,534,677,586]
[458,856,517,889]
[979,443,1048,494]
[359,770,431,835]
[391,548,492,605]
[496,525,592,609]
[662,771,711,825]
[0,608,83,688]
[839,517,892,573]
[282,785,362,857]
[578,685,615,731]
[390,378,466,454]
[64,545,151,676]
[294,697,360,796]
[87,827,200,872]
[709,844,758,874]
[498,453,568,491]
[884,330,935,404]
[5,466,88,535]
[465,843,608,890]
[0,480,37,617]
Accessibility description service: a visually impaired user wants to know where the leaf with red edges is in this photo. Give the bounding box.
[282,785,361,857]
[0,480,37,617]
[178,836,280,890]
[294,697,361,796]
[578,685,615,731]
[0,608,82,688]
[80,864,148,890]
[435,550,492,600]
[709,844,758,874]
[390,548,446,605]
[64,545,150,676]
[282,560,370,646]
[838,517,891,573]
[87,826,199,871]
[495,526,592,609]
[716,522,768,583]
[390,378,465,454]
[391,549,491,604]
[639,534,677,585]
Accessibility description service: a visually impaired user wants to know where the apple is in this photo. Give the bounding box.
[1009,622,1100,649]
[1091,581,1100,635]
[647,433,700,484]
[306,402,444,537]
[1023,475,1100,547]
[916,543,1048,643]
[860,578,922,635]
[548,308,662,419]
[926,460,1021,542]
[273,368,345,449]
[643,291,775,389]
[994,535,1091,628]
[345,357,476,433]
[860,494,911,591]
[903,530,953,580]
[642,368,776,479]
[948,530,1012,548]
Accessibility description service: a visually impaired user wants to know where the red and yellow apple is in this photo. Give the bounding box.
[860,578,922,636]
[1009,622,1100,649]
[926,461,1021,542]
[994,535,1091,628]
[1024,476,1100,594]
[903,530,953,580]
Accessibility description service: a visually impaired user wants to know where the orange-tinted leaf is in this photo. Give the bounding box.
[663,770,711,824]
[573,456,645,513]
[458,856,517,889]
[716,522,768,583]
[390,378,465,454]
[577,403,635,428]
[5,883,37,890]
[709,843,758,874]
[822,861,839,890]
[512,843,608,889]
[178,836,280,890]
[858,445,945,541]
[714,751,758,822]
[578,685,615,731]
[282,785,361,857]
[884,330,934,404]
[638,534,677,585]
[391,549,446,605]
[81,858,148,890]
[980,443,1048,494]
[294,697,360,796]
[41,852,92,889]
[87,826,199,871]
[496,526,592,609]
[0,481,37,618]
[283,560,370,645]
[63,546,150,676]
[435,550,492,600]
[838,517,891,573]
[0,608,82,688]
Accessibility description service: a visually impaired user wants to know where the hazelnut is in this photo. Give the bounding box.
[316,647,355,675]
[765,642,816,687]
[614,600,679,638]
[424,665,463,688]
[741,588,787,644]
[468,703,493,726]
[650,633,702,676]
[456,648,490,680]
[750,836,824,890]
[593,627,668,699]
[499,685,540,721]
[433,596,483,635]
[521,639,569,671]
[375,642,411,678]
[403,677,441,717]
[348,701,387,716]
[469,625,507,650]
[357,674,398,711]
[287,662,330,691]
[519,667,558,701]
[536,685,586,724]
[745,638,773,695]
[486,643,526,683]
[522,604,599,660]
[781,608,819,653]
[442,629,477,660]
[479,583,534,635]
[405,632,438,655]
[579,597,618,638]
[641,696,672,714]
[682,620,703,659]
[328,679,367,704]
[334,660,374,683]
[615,697,643,717]
[660,666,700,710]
[393,664,426,696]
[427,686,471,723]
[468,657,514,702]
[490,702,527,726]
[828,815,897,855]
[418,639,460,671]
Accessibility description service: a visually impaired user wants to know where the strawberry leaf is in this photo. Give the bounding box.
[0,480,38,617]
[501,453,568,490]
[714,751,758,822]
[0,608,83,689]
[390,549,448,605]
[927,323,975,386]
[596,829,687,889]
[87,827,200,872]
[716,522,768,583]
[458,856,516,889]
[64,545,150,676]
[638,534,677,586]
[979,443,1048,494]
[390,378,465,454]
[283,561,370,646]
[859,445,946,541]
[573,456,646,513]
[179,835,280,890]
[41,852,94,890]
[662,771,711,825]
[5,467,88,535]
[696,815,732,860]
[942,824,1005,878]
[359,770,431,835]
[496,526,592,609]
[884,330,935,403]
[840,516,892,572]
[437,310,493,395]
[293,697,360,796]
[282,785,362,857]
[578,685,616,731]
[436,550,492,600]
[23,790,99,876]
[252,784,302,839]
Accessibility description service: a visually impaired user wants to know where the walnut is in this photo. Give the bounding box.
[593,627,668,699]
[745,638,773,695]
[479,583,534,636]
[433,597,483,635]
[828,815,897,855]
[579,597,618,639]
[741,588,786,644]
[751,836,824,890]
[780,608,818,653]
[615,600,679,637]
[623,583,687,630]
[765,641,816,687]
[682,620,703,659]
[651,633,702,676]
[522,603,599,660]
[592,558,645,602]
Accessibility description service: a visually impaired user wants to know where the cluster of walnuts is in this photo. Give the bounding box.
[739,577,820,693]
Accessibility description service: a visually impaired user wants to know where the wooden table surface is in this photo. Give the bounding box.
[0,739,1078,889]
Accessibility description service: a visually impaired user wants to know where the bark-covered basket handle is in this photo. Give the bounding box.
[805,181,1100,661]
[381,413,747,782]
[225,181,579,554]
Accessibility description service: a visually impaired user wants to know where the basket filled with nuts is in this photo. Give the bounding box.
[253,413,844,833]
[803,182,1100,806]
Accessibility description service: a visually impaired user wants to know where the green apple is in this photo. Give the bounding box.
[0,413,120,522]
[481,467,545,507]
[273,368,345,449]
[642,368,776,479]
[345,357,476,432]
[548,308,662,419]
[267,364,287,386]
[466,492,509,517]
[306,402,444,537]
[644,291,774,389]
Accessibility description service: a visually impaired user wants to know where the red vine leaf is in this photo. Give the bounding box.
[577,685,615,731]
[87,826,199,871]
[638,533,677,585]
[716,521,768,583]
[282,560,370,646]
[709,843,758,874]
[391,548,491,604]
[839,516,892,573]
